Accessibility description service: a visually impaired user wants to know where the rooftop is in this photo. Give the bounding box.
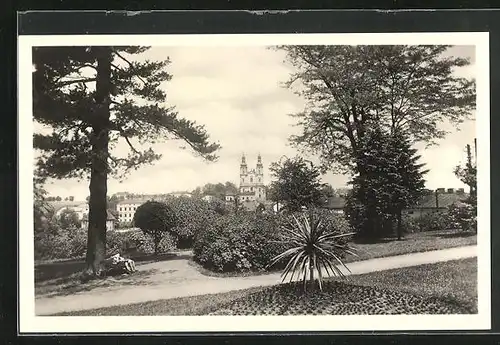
[117,198,148,205]
[323,191,469,210]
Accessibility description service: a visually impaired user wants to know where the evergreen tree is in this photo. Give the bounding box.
[386,130,428,240]
[33,46,220,276]
[345,125,393,240]
[345,126,427,240]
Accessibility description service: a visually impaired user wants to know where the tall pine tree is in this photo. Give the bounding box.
[386,130,428,240]
[345,126,427,240]
[33,46,220,276]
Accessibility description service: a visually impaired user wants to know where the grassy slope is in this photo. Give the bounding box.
[54,257,477,316]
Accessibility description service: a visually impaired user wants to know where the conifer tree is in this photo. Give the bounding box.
[345,126,427,240]
[386,130,428,240]
[33,46,220,276]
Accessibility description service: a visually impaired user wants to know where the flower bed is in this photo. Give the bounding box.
[209,281,472,315]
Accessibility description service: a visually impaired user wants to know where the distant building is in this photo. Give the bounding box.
[404,188,468,218]
[81,210,116,232]
[320,188,467,217]
[202,195,216,202]
[238,154,266,203]
[168,191,192,198]
[114,192,131,200]
[116,199,144,224]
[49,201,89,220]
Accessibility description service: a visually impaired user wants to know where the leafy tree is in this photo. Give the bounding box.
[58,208,82,230]
[200,182,237,199]
[164,196,216,248]
[269,156,325,213]
[319,183,335,204]
[454,142,477,201]
[34,174,52,234]
[452,141,477,233]
[133,201,178,255]
[33,46,220,276]
[191,186,203,199]
[279,45,475,174]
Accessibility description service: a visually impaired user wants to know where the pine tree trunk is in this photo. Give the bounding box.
[85,47,112,277]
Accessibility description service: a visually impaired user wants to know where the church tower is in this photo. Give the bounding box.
[237,153,266,204]
[256,153,263,183]
[240,154,248,184]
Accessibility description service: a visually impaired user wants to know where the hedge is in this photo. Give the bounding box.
[193,208,352,273]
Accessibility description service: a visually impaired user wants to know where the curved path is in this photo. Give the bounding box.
[35,245,477,315]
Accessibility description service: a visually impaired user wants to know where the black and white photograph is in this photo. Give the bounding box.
[18,32,490,333]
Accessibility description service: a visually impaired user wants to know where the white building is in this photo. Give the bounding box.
[202,195,216,202]
[168,191,192,198]
[238,154,266,203]
[50,201,89,220]
[116,199,144,224]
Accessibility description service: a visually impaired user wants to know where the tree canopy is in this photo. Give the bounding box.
[133,201,178,255]
[269,156,326,212]
[33,46,220,274]
[279,45,476,173]
[33,46,220,179]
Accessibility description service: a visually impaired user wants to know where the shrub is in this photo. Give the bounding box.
[34,225,88,261]
[448,201,477,233]
[401,216,420,234]
[165,196,217,248]
[193,212,286,272]
[109,229,176,257]
[193,207,353,274]
[415,211,453,232]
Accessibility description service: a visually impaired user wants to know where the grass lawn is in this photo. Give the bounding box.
[347,229,476,263]
[191,229,477,278]
[54,257,477,316]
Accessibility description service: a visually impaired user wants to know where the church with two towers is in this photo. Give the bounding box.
[225,154,267,206]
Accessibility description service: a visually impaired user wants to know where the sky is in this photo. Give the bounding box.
[37,45,477,201]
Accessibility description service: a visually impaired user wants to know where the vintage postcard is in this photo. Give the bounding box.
[18,32,490,333]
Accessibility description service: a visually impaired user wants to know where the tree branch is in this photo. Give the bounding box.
[113,50,148,86]
[55,78,97,89]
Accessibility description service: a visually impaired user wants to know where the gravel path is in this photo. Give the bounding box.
[35,245,477,315]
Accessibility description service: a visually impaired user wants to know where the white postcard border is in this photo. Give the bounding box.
[18,32,490,333]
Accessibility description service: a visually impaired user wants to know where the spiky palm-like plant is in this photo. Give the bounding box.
[268,212,357,292]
